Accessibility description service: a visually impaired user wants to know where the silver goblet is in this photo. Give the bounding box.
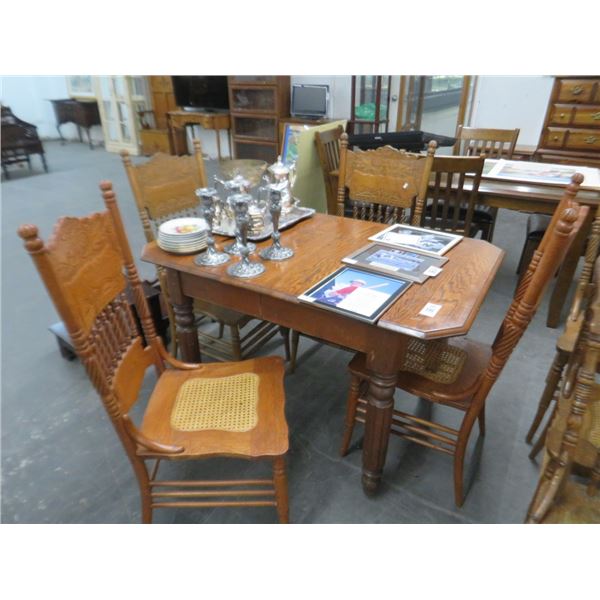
[226,194,265,279]
[259,189,294,261]
[194,187,230,266]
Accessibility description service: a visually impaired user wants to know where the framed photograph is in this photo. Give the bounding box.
[483,158,600,190]
[281,123,307,165]
[298,266,412,324]
[368,224,462,257]
[342,242,448,284]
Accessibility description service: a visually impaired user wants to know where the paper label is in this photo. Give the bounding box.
[423,266,442,277]
[419,302,442,317]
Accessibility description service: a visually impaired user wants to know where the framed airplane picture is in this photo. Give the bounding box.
[342,242,447,283]
[368,224,462,257]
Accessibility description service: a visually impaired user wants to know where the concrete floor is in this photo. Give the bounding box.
[1,141,570,523]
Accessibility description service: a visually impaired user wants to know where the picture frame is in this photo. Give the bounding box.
[281,123,307,165]
[368,224,463,257]
[298,266,412,324]
[483,158,600,190]
[342,242,448,284]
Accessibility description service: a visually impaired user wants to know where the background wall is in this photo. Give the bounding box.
[470,76,555,146]
[2,75,555,156]
[1,76,104,143]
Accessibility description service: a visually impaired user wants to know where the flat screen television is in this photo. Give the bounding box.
[171,76,230,112]
[291,84,329,118]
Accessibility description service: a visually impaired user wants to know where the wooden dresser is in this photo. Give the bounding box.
[536,76,600,167]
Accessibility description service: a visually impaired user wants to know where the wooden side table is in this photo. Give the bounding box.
[49,99,101,149]
[167,110,232,159]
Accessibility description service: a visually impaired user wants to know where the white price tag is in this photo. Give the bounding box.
[423,266,443,277]
[419,302,442,318]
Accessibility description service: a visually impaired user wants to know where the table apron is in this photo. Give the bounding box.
[179,270,406,370]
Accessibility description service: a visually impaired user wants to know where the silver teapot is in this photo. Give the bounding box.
[262,155,297,214]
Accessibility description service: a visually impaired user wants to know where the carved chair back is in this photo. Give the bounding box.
[121,139,207,244]
[336,132,436,225]
[475,174,588,407]
[425,155,485,236]
[17,183,165,435]
[314,125,344,215]
[454,125,519,159]
[526,257,600,523]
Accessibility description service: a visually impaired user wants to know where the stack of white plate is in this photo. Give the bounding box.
[157,217,208,254]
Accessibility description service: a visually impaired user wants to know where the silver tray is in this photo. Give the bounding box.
[212,206,316,241]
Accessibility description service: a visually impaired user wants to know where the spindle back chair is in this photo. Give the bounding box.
[341,174,589,506]
[18,182,289,523]
[336,132,436,225]
[121,143,285,363]
[526,207,600,457]
[314,125,344,215]
[424,155,485,237]
[526,257,600,523]
[454,125,519,159]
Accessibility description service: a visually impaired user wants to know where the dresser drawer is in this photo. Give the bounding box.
[556,79,597,103]
[548,104,574,126]
[543,128,567,148]
[564,129,600,151]
[572,106,600,127]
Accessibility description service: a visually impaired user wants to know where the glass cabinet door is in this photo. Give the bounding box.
[94,76,150,154]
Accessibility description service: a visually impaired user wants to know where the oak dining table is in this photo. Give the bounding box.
[329,163,600,328]
[142,213,505,495]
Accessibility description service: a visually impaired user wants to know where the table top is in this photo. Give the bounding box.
[142,214,505,340]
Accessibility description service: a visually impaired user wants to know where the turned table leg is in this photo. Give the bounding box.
[361,332,406,495]
[166,268,201,362]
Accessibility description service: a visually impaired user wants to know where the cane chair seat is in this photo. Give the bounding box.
[140,357,288,459]
[349,337,491,409]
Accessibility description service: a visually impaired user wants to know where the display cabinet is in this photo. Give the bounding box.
[348,76,392,135]
[228,76,290,163]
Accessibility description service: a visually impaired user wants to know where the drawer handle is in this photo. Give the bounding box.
[559,113,566,118]
[553,136,560,141]
[593,112,600,120]
[584,136,598,144]
[572,86,584,95]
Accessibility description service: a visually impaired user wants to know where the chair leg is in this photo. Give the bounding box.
[528,404,556,460]
[218,322,225,339]
[477,404,486,437]
[289,330,300,374]
[40,152,48,173]
[231,325,242,361]
[279,326,291,361]
[525,349,567,444]
[273,456,289,524]
[453,405,480,507]
[340,374,363,456]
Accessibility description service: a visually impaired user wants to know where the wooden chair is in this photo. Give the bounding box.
[289,134,436,373]
[453,125,520,242]
[314,125,344,215]
[121,141,289,363]
[336,132,437,225]
[422,155,485,237]
[17,182,290,524]
[525,257,600,523]
[1,105,48,178]
[525,208,600,458]
[340,174,589,506]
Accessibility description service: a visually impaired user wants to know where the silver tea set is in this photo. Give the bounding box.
[193,174,295,279]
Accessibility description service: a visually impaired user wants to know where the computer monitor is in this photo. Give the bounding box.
[291,84,329,119]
